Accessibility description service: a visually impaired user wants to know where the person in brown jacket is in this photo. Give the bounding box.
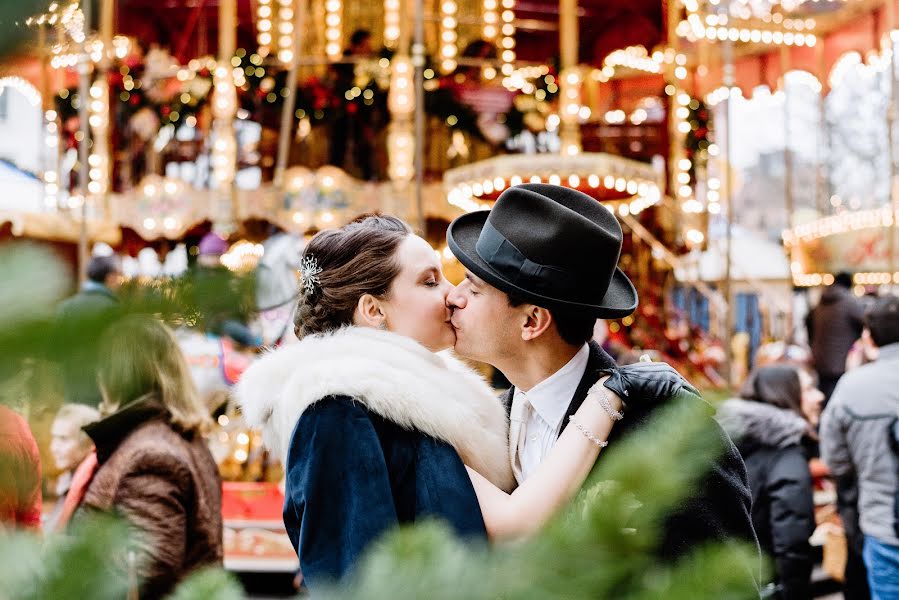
[75,316,222,599]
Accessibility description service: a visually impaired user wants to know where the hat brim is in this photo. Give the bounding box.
[447,210,639,319]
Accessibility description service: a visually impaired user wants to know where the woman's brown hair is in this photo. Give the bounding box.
[294,214,413,338]
[97,316,212,433]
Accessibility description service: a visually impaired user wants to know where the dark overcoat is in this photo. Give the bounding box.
[502,342,760,578]
[284,395,486,586]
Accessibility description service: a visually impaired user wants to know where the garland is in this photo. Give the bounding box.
[684,99,712,181]
[53,47,563,151]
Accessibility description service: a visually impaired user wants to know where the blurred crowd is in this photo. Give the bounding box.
[712,273,899,600]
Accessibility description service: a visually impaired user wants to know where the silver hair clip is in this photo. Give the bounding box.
[299,254,323,294]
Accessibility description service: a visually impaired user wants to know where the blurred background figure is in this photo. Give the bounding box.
[845,328,879,372]
[805,272,865,404]
[55,255,122,407]
[191,232,261,348]
[0,404,42,533]
[68,316,222,600]
[821,295,899,600]
[718,364,823,599]
[44,403,99,533]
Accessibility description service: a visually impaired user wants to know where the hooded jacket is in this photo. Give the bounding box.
[236,327,514,586]
[718,398,815,599]
[806,285,865,378]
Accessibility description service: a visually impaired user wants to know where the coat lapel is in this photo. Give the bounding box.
[498,341,617,439]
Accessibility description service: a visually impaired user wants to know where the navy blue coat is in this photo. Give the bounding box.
[283,395,486,587]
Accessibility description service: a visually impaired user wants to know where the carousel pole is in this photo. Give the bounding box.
[722,26,735,389]
[815,32,828,216]
[97,0,115,220]
[886,0,897,288]
[274,0,309,188]
[77,0,94,282]
[386,0,416,223]
[666,0,683,261]
[412,0,426,234]
[214,0,238,232]
[38,24,49,114]
[781,46,795,340]
[558,0,581,155]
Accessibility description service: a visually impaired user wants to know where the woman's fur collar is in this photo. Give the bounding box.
[235,327,515,492]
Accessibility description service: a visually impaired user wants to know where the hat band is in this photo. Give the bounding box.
[475,220,580,297]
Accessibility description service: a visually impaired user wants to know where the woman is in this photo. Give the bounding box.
[45,403,99,533]
[717,364,824,599]
[75,316,223,600]
[237,214,626,588]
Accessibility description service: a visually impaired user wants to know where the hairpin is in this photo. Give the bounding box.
[299,254,323,295]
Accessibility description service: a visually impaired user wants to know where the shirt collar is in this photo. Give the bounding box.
[514,343,590,429]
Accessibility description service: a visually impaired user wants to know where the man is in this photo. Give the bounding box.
[192,232,261,347]
[56,254,122,406]
[805,271,865,403]
[447,184,758,565]
[821,294,899,599]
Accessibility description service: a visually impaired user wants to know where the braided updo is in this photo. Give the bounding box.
[294,214,413,339]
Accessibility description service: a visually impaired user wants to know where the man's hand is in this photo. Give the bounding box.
[601,361,700,410]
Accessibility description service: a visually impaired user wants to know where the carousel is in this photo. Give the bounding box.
[3,0,899,577]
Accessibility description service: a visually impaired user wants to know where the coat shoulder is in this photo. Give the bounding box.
[295,394,380,432]
[100,422,195,490]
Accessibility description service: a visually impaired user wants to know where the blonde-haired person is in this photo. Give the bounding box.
[69,316,222,600]
[45,403,99,533]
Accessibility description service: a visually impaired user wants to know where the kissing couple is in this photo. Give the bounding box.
[237,184,759,589]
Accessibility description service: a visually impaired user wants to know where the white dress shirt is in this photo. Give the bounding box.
[511,343,590,482]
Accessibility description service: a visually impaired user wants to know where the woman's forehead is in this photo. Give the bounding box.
[398,235,439,270]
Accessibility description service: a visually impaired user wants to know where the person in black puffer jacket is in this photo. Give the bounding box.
[718,364,825,599]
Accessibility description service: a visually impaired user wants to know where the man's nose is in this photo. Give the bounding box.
[447,285,465,309]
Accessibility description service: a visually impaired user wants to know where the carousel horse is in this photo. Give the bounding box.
[254,231,304,347]
[176,232,303,417]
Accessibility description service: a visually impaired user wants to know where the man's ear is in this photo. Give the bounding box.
[354,293,386,328]
[521,304,553,341]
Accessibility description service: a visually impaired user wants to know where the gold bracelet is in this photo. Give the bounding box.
[568,415,609,448]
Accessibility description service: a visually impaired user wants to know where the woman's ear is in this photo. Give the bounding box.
[354,293,386,329]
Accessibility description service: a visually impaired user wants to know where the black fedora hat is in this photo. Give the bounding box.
[447,183,638,318]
